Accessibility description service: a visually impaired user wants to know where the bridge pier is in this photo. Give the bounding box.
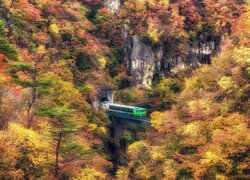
[108,118,126,173]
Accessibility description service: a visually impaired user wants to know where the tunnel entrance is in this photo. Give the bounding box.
[100,97,110,110]
[91,89,113,110]
[100,97,109,103]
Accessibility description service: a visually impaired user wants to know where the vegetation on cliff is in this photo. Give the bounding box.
[122,6,250,179]
[0,0,249,179]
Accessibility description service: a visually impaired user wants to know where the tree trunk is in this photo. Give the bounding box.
[54,131,63,179]
[26,88,37,128]
[10,0,17,8]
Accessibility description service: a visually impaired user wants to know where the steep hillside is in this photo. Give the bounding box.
[121,6,250,179]
[0,0,112,178]
[0,0,249,179]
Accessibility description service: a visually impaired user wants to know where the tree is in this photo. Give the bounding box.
[74,167,105,180]
[0,123,53,179]
[8,53,51,128]
[0,20,17,60]
[36,72,91,178]
[125,3,250,179]
[8,0,42,22]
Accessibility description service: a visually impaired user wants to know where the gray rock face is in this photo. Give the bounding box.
[104,0,217,88]
[122,25,133,70]
[104,0,121,12]
[129,36,164,88]
[127,39,216,88]
[130,35,155,88]
[161,41,216,74]
[191,41,215,64]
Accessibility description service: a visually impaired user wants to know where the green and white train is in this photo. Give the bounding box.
[100,102,147,118]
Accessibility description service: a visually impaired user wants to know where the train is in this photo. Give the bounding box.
[100,102,147,118]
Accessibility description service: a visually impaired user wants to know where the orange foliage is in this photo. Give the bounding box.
[0,54,6,71]
[12,0,42,22]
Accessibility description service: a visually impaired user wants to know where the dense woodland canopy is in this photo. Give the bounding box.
[0,0,250,179]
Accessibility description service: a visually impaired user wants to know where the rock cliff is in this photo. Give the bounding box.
[105,1,217,88]
[104,0,121,11]
[124,36,217,88]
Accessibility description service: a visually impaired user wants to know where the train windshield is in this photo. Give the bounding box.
[133,109,147,117]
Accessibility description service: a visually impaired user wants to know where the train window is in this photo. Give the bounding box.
[109,105,141,114]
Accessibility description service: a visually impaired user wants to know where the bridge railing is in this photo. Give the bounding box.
[107,110,150,123]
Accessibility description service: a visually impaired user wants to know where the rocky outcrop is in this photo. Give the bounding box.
[104,1,217,88]
[123,32,164,88]
[104,0,121,11]
[190,41,216,64]
[161,41,216,75]
[122,25,133,70]
[130,36,155,88]
[127,39,217,88]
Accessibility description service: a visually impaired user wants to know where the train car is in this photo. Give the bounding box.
[100,102,147,117]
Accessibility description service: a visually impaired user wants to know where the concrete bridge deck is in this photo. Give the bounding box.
[107,110,150,123]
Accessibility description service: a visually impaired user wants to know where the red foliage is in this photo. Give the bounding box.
[84,0,103,6]
[44,1,82,21]
[177,0,202,30]
[32,31,51,44]
[0,54,6,71]
[23,4,41,21]
[12,0,42,22]
[152,97,161,106]
[43,0,64,16]
[81,32,109,55]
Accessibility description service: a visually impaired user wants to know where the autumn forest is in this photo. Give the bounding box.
[0,0,250,179]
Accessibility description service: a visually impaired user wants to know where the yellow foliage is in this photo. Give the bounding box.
[147,19,163,43]
[37,45,46,54]
[89,123,98,131]
[216,174,228,180]
[98,126,107,136]
[183,122,200,137]
[151,152,164,161]
[37,0,48,8]
[202,150,222,164]
[116,167,129,179]
[135,165,150,179]
[7,123,53,165]
[74,168,105,180]
[179,121,207,145]
[0,74,8,84]
[53,60,74,82]
[211,113,248,129]
[0,131,18,164]
[232,47,250,67]
[185,76,202,90]
[39,72,82,107]
[8,123,49,148]
[201,147,232,174]
[135,0,154,12]
[163,159,176,180]
[210,114,250,153]
[220,99,234,115]
[217,76,236,90]
[159,0,169,7]
[184,64,216,91]
[0,123,53,179]
[126,0,168,13]
[187,98,212,114]
[150,111,165,130]
[234,7,250,47]
[97,56,107,69]
[128,141,150,159]
[49,23,59,34]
